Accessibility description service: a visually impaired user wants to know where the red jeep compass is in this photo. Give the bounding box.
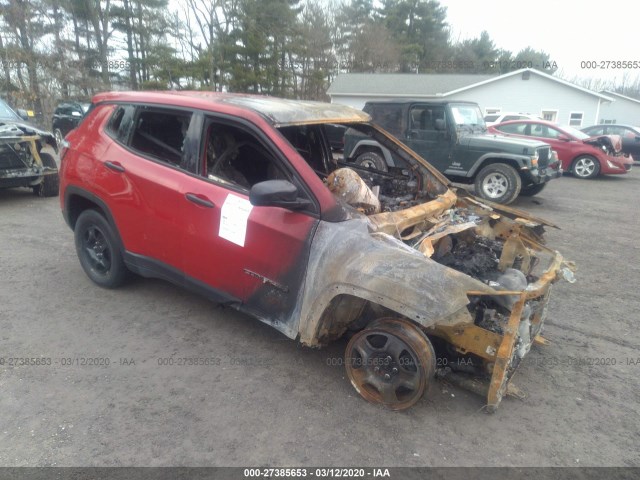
[60,91,574,411]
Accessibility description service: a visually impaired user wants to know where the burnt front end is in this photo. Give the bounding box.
[353,176,576,411]
[422,204,574,410]
[0,135,52,190]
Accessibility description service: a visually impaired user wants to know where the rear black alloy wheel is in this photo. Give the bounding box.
[345,318,435,410]
[74,210,128,288]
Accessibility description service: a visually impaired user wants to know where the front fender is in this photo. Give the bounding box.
[464,153,530,177]
[348,139,394,165]
[297,216,492,346]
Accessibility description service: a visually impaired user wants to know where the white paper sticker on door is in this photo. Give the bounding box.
[219,193,253,247]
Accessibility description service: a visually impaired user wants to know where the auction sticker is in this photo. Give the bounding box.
[219,193,253,247]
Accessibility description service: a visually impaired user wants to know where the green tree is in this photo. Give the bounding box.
[514,47,557,74]
[227,0,301,95]
[450,31,498,73]
[379,0,450,73]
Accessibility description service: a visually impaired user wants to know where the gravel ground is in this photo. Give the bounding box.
[1,167,639,467]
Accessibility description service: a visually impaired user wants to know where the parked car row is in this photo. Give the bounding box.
[329,100,635,204]
[488,120,633,178]
[340,100,562,204]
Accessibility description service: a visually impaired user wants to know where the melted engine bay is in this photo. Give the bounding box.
[326,165,574,407]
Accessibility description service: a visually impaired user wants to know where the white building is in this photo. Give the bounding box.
[597,91,640,125]
[327,68,615,128]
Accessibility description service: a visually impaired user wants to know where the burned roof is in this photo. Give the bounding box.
[92,91,370,127]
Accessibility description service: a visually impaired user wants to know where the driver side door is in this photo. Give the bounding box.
[404,104,451,172]
[180,116,319,332]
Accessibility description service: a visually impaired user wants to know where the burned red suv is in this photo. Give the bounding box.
[60,91,575,412]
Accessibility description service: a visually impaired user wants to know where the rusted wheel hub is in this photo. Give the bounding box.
[345,318,435,410]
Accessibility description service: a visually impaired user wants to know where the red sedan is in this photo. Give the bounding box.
[488,120,633,178]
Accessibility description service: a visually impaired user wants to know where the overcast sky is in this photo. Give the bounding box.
[440,0,636,85]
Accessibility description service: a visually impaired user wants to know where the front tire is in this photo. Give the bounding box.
[74,210,128,288]
[519,182,547,197]
[474,163,522,204]
[354,151,388,172]
[571,155,600,179]
[345,318,435,410]
[33,152,59,197]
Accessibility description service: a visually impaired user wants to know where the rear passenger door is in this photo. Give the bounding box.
[101,105,194,273]
[180,116,319,330]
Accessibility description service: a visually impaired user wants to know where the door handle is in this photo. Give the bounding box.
[185,193,215,208]
[104,161,125,173]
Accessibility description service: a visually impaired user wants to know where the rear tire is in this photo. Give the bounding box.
[355,151,388,172]
[474,163,521,204]
[519,182,547,196]
[33,153,59,197]
[74,209,128,288]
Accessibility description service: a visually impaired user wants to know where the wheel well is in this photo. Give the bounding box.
[478,158,519,171]
[314,294,418,344]
[475,158,522,178]
[67,194,107,229]
[352,145,382,160]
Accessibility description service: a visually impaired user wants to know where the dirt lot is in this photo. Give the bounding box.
[1,167,639,467]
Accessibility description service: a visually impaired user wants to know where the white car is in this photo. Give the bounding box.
[484,112,541,127]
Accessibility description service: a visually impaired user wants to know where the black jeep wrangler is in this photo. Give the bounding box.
[343,100,562,204]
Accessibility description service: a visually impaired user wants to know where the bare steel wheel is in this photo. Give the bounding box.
[345,318,435,410]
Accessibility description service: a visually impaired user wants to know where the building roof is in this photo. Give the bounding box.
[327,73,497,97]
[601,90,640,105]
[328,69,614,102]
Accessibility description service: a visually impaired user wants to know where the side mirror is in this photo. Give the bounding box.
[249,180,311,210]
[71,111,83,117]
[16,108,29,121]
[558,134,571,142]
[434,118,446,131]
